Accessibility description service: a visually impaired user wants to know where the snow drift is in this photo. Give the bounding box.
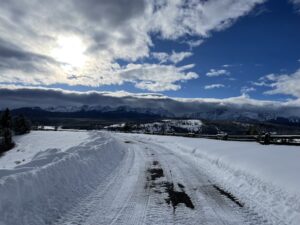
[0,132,126,225]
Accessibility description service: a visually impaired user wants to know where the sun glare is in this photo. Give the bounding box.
[51,36,86,68]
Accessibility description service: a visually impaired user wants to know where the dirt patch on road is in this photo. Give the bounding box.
[153,160,159,166]
[148,168,164,180]
[164,182,194,210]
[146,160,194,211]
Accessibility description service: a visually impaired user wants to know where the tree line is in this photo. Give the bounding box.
[0,108,31,154]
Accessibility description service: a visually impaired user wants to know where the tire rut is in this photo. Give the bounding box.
[55,142,150,225]
[143,140,272,225]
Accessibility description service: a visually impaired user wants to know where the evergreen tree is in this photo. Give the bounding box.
[0,108,12,129]
[246,125,259,135]
[13,114,31,135]
[0,108,14,152]
[123,123,131,132]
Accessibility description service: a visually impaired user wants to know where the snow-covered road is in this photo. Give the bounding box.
[1,131,299,225]
[56,133,271,225]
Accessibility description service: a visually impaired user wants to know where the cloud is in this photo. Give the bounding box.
[0,0,266,91]
[2,86,300,119]
[252,73,276,87]
[206,69,230,77]
[186,39,204,49]
[0,38,65,85]
[118,63,198,91]
[151,52,169,63]
[290,0,300,12]
[149,0,266,39]
[152,51,193,64]
[262,69,300,98]
[169,51,193,64]
[241,86,256,94]
[204,84,225,89]
[250,5,271,16]
[222,64,231,68]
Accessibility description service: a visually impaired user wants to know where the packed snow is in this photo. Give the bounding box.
[0,131,299,225]
[119,133,300,225]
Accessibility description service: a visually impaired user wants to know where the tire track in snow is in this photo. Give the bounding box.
[54,145,133,225]
[135,136,271,225]
[55,139,151,225]
[55,133,274,225]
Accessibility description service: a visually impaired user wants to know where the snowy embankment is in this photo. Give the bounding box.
[0,131,125,225]
[126,134,300,225]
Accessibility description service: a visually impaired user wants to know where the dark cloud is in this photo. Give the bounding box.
[1,87,300,119]
[0,39,45,61]
[0,38,58,73]
[74,0,146,26]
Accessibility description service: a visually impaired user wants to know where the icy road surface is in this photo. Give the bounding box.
[56,133,276,225]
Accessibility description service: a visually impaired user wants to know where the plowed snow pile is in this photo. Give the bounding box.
[0,131,125,225]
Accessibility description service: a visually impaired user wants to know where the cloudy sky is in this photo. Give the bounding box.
[0,0,300,102]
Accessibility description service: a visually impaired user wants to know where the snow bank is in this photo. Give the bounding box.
[186,141,300,225]
[0,131,126,225]
[0,131,90,169]
[126,134,300,225]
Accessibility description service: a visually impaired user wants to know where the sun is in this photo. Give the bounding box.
[51,36,87,68]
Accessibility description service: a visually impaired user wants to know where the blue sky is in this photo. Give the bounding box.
[1,0,300,101]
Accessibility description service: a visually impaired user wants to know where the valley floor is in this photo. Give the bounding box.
[0,131,299,225]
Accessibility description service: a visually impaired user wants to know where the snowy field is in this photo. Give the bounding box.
[0,131,299,225]
[0,131,90,169]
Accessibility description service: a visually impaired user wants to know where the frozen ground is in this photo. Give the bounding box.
[0,131,299,225]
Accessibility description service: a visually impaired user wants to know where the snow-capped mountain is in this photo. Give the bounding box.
[187,109,282,122]
[45,105,174,117]
[8,104,300,125]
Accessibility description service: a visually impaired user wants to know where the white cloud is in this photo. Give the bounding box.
[149,0,266,39]
[206,69,230,77]
[204,84,225,89]
[151,52,169,63]
[152,51,193,64]
[119,63,198,91]
[222,64,231,68]
[263,69,300,97]
[0,0,266,91]
[169,51,193,64]
[222,64,243,68]
[252,74,276,87]
[241,86,256,94]
[253,73,279,87]
[186,39,204,49]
